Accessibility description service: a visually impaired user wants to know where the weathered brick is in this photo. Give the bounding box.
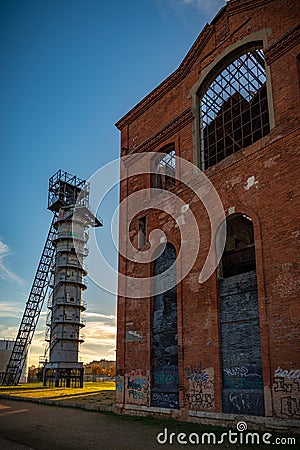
[115,0,300,428]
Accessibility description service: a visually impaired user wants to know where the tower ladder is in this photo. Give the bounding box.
[2,217,57,385]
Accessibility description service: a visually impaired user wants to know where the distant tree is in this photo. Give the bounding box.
[108,365,116,378]
[91,362,101,382]
[28,365,42,383]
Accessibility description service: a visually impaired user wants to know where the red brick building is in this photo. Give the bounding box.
[115,0,300,430]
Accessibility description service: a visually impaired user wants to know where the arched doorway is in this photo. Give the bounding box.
[219,214,264,416]
[151,243,179,409]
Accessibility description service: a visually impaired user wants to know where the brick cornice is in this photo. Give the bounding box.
[227,0,274,15]
[115,24,215,130]
[124,108,194,159]
[264,24,300,65]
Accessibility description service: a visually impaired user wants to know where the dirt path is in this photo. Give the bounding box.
[0,398,215,450]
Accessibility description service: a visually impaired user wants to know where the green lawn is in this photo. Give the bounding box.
[0,381,116,405]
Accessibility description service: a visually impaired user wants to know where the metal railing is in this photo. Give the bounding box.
[55,243,89,256]
[48,297,87,310]
[55,259,87,273]
[53,231,88,242]
[52,275,88,288]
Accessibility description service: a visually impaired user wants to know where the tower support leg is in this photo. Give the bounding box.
[55,370,60,388]
[80,368,84,388]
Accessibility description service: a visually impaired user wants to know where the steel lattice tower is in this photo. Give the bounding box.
[2,169,102,387]
[43,170,102,387]
[2,220,57,385]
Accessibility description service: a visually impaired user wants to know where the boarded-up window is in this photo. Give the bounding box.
[151,243,179,409]
[219,214,264,416]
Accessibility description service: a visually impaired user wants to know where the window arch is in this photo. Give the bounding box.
[151,243,179,409]
[218,213,264,416]
[152,146,176,192]
[220,213,256,278]
[199,44,270,169]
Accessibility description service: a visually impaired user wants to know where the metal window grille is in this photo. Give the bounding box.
[200,48,270,169]
[153,149,176,191]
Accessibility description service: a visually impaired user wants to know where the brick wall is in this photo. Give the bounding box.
[115,0,300,425]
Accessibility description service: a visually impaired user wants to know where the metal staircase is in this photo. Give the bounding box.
[2,217,57,385]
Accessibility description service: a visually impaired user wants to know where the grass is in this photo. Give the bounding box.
[0,381,116,406]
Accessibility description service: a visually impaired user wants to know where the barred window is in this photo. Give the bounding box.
[200,46,270,169]
[153,149,176,191]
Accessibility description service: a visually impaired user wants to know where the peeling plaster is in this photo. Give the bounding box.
[175,204,190,227]
[126,330,142,342]
[264,154,280,168]
[245,175,259,190]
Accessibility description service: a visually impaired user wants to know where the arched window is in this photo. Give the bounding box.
[152,147,176,192]
[221,214,256,278]
[218,214,264,416]
[199,44,270,169]
[151,243,179,409]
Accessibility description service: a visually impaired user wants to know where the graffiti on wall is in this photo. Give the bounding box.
[115,374,124,404]
[151,243,179,409]
[226,390,262,414]
[274,367,300,380]
[219,271,265,416]
[125,369,150,405]
[116,375,123,392]
[153,372,178,386]
[151,371,179,409]
[185,363,214,410]
[273,367,300,419]
[223,366,263,389]
[151,392,179,408]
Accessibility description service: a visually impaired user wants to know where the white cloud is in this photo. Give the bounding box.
[180,0,225,16]
[79,319,116,362]
[0,304,117,366]
[84,320,116,347]
[28,317,117,366]
[0,324,19,338]
[0,240,24,284]
[83,312,116,321]
[0,301,24,318]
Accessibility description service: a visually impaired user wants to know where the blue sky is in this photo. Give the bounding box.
[0,0,225,366]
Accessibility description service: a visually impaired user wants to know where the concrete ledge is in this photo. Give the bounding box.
[114,403,300,434]
[0,394,114,412]
[114,403,182,420]
[188,410,300,434]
